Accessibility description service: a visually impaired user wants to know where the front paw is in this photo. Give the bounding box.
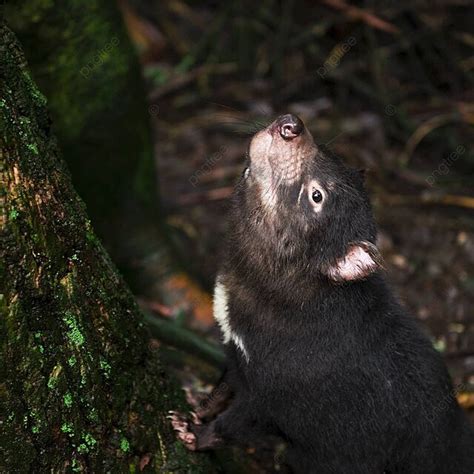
[168,410,223,451]
[168,410,199,451]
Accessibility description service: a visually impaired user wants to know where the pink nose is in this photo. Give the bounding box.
[276,114,304,139]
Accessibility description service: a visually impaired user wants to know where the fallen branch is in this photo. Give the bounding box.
[143,311,225,368]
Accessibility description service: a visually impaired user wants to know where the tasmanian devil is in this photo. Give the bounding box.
[170,114,474,473]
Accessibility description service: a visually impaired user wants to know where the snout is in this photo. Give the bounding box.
[275,114,304,140]
[248,113,317,192]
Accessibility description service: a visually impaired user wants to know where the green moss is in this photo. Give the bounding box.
[86,231,97,243]
[47,376,58,389]
[77,443,89,454]
[74,433,98,455]
[27,409,44,435]
[99,358,111,378]
[26,143,39,155]
[63,313,85,346]
[21,69,47,106]
[88,408,98,422]
[83,433,97,448]
[120,437,130,453]
[63,392,73,408]
[61,422,74,434]
[67,355,77,367]
[18,116,31,126]
[9,209,19,220]
[71,458,81,473]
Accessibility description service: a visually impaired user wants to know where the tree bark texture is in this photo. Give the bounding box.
[5,0,177,293]
[0,23,216,473]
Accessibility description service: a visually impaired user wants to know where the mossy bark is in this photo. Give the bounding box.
[0,24,217,473]
[5,0,175,293]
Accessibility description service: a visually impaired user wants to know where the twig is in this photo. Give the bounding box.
[397,113,460,166]
[167,0,206,29]
[320,0,400,35]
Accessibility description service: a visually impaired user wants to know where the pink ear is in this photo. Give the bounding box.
[327,242,381,282]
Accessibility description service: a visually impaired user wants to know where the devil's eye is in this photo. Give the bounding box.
[312,189,323,203]
[305,180,326,211]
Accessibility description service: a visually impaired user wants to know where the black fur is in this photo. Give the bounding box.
[175,116,474,473]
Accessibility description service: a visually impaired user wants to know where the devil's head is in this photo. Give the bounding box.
[228,114,381,291]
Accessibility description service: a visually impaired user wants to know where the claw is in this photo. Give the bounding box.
[174,426,188,433]
[190,411,202,425]
[168,409,197,451]
[171,421,188,432]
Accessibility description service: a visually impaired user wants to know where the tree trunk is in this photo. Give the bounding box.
[0,23,216,473]
[5,0,178,296]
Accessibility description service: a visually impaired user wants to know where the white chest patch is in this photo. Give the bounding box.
[213,279,249,362]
